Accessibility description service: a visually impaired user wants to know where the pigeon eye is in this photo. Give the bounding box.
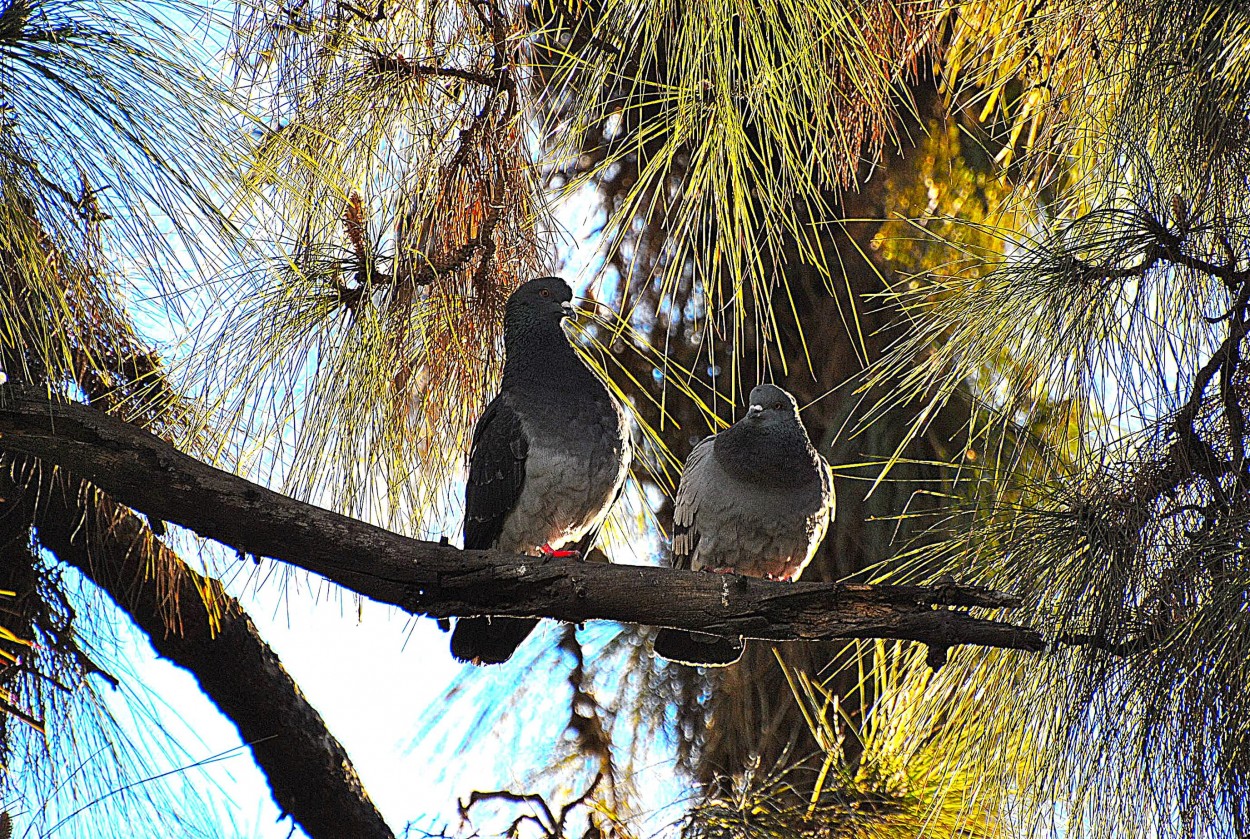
[539,288,551,298]
[773,402,784,410]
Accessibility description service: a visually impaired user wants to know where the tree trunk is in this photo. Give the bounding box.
[688,84,969,792]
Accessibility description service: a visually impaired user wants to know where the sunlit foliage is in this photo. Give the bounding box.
[4,0,1250,835]
[0,0,242,831]
[207,0,550,524]
[862,4,1250,837]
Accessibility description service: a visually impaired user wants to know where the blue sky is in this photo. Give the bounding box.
[103,573,474,837]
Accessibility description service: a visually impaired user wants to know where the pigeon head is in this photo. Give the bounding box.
[501,275,593,389]
[506,276,574,327]
[713,383,816,486]
[744,384,800,427]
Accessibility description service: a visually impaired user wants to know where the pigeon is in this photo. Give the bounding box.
[450,276,631,665]
[653,384,835,667]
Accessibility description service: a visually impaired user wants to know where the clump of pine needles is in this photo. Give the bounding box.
[685,643,1002,839]
[855,5,1250,837]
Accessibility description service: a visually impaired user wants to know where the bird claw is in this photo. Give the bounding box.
[540,543,580,559]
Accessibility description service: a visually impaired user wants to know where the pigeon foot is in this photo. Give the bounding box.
[540,543,581,559]
[765,571,798,582]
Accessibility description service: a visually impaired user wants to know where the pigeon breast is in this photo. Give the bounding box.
[674,431,832,581]
[495,386,630,553]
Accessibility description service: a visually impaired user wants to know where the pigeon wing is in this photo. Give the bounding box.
[655,434,743,667]
[671,435,715,570]
[463,395,528,551]
[452,396,535,665]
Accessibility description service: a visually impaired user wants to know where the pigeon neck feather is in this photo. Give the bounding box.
[502,317,601,397]
[713,419,818,487]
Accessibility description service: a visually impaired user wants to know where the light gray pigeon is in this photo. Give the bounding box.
[653,384,834,666]
[450,276,631,665]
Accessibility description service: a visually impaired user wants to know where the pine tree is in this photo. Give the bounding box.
[2,0,1249,836]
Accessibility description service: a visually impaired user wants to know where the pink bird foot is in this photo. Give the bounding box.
[540,543,580,559]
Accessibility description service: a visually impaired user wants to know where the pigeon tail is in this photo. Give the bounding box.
[653,628,744,667]
[450,616,539,665]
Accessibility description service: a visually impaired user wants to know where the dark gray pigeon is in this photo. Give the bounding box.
[653,384,834,667]
[450,276,631,665]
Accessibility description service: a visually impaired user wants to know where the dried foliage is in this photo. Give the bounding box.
[0,526,76,741]
[208,0,551,524]
[685,644,1002,839]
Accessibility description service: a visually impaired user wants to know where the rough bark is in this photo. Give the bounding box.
[0,389,1043,655]
[0,461,394,839]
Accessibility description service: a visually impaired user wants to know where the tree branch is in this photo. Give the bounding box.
[0,390,1044,655]
[2,462,394,839]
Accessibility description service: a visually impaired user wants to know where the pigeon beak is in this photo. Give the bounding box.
[560,300,575,318]
[747,404,763,418]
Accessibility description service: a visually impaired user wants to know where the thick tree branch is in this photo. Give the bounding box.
[0,390,1044,655]
[0,461,393,839]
